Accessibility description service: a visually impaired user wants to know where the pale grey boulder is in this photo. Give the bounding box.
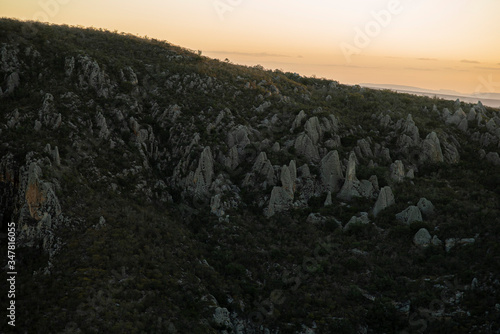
[213,307,232,329]
[280,165,295,195]
[421,132,444,163]
[344,212,370,231]
[225,146,240,170]
[486,119,497,133]
[417,198,435,217]
[442,141,460,164]
[266,186,294,217]
[324,191,332,206]
[298,164,311,179]
[337,152,376,201]
[406,168,415,179]
[193,146,214,197]
[64,56,75,76]
[413,228,431,247]
[390,160,405,183]
[52,146,61,167]
[5,72,20,95]
[96,112,110,139]
[227,125,251,150]
[356,138,373,158]
[467,108,477,121]
[290,110,306,132]
[289,160,297,182]
[380,147,392,164]
[337,152,362,201]
[252,152,275,186]
[442,108,451,120]
[446,108,466,126]
[76,55,110,98]
[320,150,344,193]
[457,118,468,132]
[402,114,420,143]
[210,194,224,218]
[294,133,320,162]
[396,206,422,225]
[380,114,392,128]
[328,114,340,132]
[431,235,443,247]
[304,116,323,145]
[369,175,379,192]
[34,120,42,131]
[373,186,395,217]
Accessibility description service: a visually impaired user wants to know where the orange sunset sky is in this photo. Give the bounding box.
[2,0,500,95]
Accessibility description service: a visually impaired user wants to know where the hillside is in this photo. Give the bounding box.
[1,19,500,333]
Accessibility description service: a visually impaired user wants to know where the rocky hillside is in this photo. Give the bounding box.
[1,19,499,333]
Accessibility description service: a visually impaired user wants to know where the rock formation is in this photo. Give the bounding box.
[421,132,444,163]
[320,150,343,193]
[395,206,423,225]
[373,186,395,217]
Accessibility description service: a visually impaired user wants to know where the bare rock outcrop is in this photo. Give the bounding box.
[291,110,306,132]
[96,112,110,139]
[373,186,395,217]
[413,228,431,247]
[446,108,466,126]
[421,132,444,163]
[76,55,111,98]
[280,164,295,195]
[294,133,320,162]
[227,125,251,151]
[304,116,323,145]
[442,140,460,164]
[320,150,343,193]
[390,160,405,183]
[253,152,275,185]
[417,198,435,217]
[225,146,240,170]
[355,138,373,158]
[193,147,214,197]
[344,212,370,231]
[467,108,477,121]
[337,152,374,201]
[266,186,293,217]
[402,114,420,143]
[16,161,62,257]
[396,206,422,225]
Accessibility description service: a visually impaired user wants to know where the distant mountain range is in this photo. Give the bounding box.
[361,83,500,108]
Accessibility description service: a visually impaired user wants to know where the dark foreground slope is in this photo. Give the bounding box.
[0,19,499,333]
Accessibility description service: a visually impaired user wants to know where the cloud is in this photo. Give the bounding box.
[207,51,291,58]
[405,67,433,71]
[475,66,500,71]
[461,59,480,64]
[443,67,468,72]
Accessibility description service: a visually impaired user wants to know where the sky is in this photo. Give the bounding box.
[2,0,500,95]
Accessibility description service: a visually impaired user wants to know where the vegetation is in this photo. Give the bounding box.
[0,18,499,333]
